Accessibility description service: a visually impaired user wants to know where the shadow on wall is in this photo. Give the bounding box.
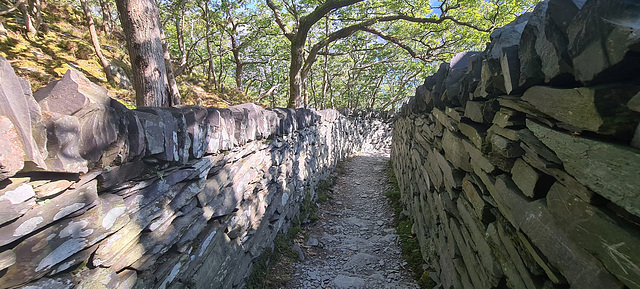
[392,0,640,288]
[0,53,394,288]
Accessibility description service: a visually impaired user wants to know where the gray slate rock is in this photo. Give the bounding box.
[32,179,73,198]
[567,0,640,84]
[178,105,209,159]
[517,1,548,88]
[0,249,16,271]
[20,276,75,289]
[41,113,88,173]
[0,56,48,171]
[487,13,531,59]
[0,180,99,247]
[35,70,120,171]
[333,275,365,289]
[490,174,623,289]
[73,103,119,163]
[0,179,35,225]
[0,116,26,180]
[136,108,179,162]
[500,45,522,94]
[34,69,110,115]
[0,193,128,288]
[547,182,640,289]
[522,85,640,138]
[528,120,640,218]
[537,0,582,84]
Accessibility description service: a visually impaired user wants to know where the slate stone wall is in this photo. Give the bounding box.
[391,0,640,288]
[0,57,392,288]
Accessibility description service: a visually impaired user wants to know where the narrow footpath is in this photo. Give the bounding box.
[285,151,420,289]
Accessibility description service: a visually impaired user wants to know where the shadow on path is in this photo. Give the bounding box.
[285,151,420,289]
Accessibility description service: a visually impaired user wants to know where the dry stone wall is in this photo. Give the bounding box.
[391,0,640,288]
[0,57,392,288]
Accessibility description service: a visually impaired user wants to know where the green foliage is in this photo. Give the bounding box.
[1,0,534,109]
[317,177,336,203]
[279,0,536,109]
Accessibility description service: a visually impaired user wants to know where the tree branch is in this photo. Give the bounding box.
[298,0,365,34]
[299,11,493,77]
[301,18,377,74]
[265,0,294,40]
[0,0,25,16]
[239,60,269,68]
[361,26,426,61]
[257,84,280,101]
[351,59,400,70]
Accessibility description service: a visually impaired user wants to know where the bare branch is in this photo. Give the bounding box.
[361,26,427,61]
[0,0,25,16]
[257,84,280,101]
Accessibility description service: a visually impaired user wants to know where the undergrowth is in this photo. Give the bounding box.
[385,161,436,289]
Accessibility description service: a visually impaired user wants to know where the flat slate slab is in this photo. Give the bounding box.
[527,120,640,218]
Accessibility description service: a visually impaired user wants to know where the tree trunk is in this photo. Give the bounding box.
[80,0,115,84]
[231,37,242,89]
[98,0,113,33]
[369,76,384,109]
[288,39,305,108]
[18,2,36,36]
[115,0,171,107]
[206,40,214,84]
[217,31,224,90]
[160,24,180,105]
[0,18,7,37]
[174,12,187,76]
[328,78,334,108]
[320,16,329,109]
[234,57,243,89]
[228,20,243,90]
[203,1,217,87]
[309,67,318,109]
[28,0,41,32]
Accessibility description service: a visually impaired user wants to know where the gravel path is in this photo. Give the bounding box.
[284,151,420,289]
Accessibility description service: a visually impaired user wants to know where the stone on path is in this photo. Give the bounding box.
[333,275,365,289]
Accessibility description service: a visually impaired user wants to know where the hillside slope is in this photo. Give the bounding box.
[0,3,252,108]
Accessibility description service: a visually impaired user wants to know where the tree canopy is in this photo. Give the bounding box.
[1,0,537,109]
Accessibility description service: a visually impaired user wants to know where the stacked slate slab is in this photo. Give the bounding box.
[0,56,392,288]
[392,0,640,288]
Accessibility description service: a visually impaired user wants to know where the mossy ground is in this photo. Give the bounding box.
[385,161,437,289]
[0,3,257,109]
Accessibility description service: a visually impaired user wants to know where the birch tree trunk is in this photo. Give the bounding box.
[160,26,181,105]
[18,2,36,36]
[98,0,113,34]
[80,0,115,84]
[174,12,187,76]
